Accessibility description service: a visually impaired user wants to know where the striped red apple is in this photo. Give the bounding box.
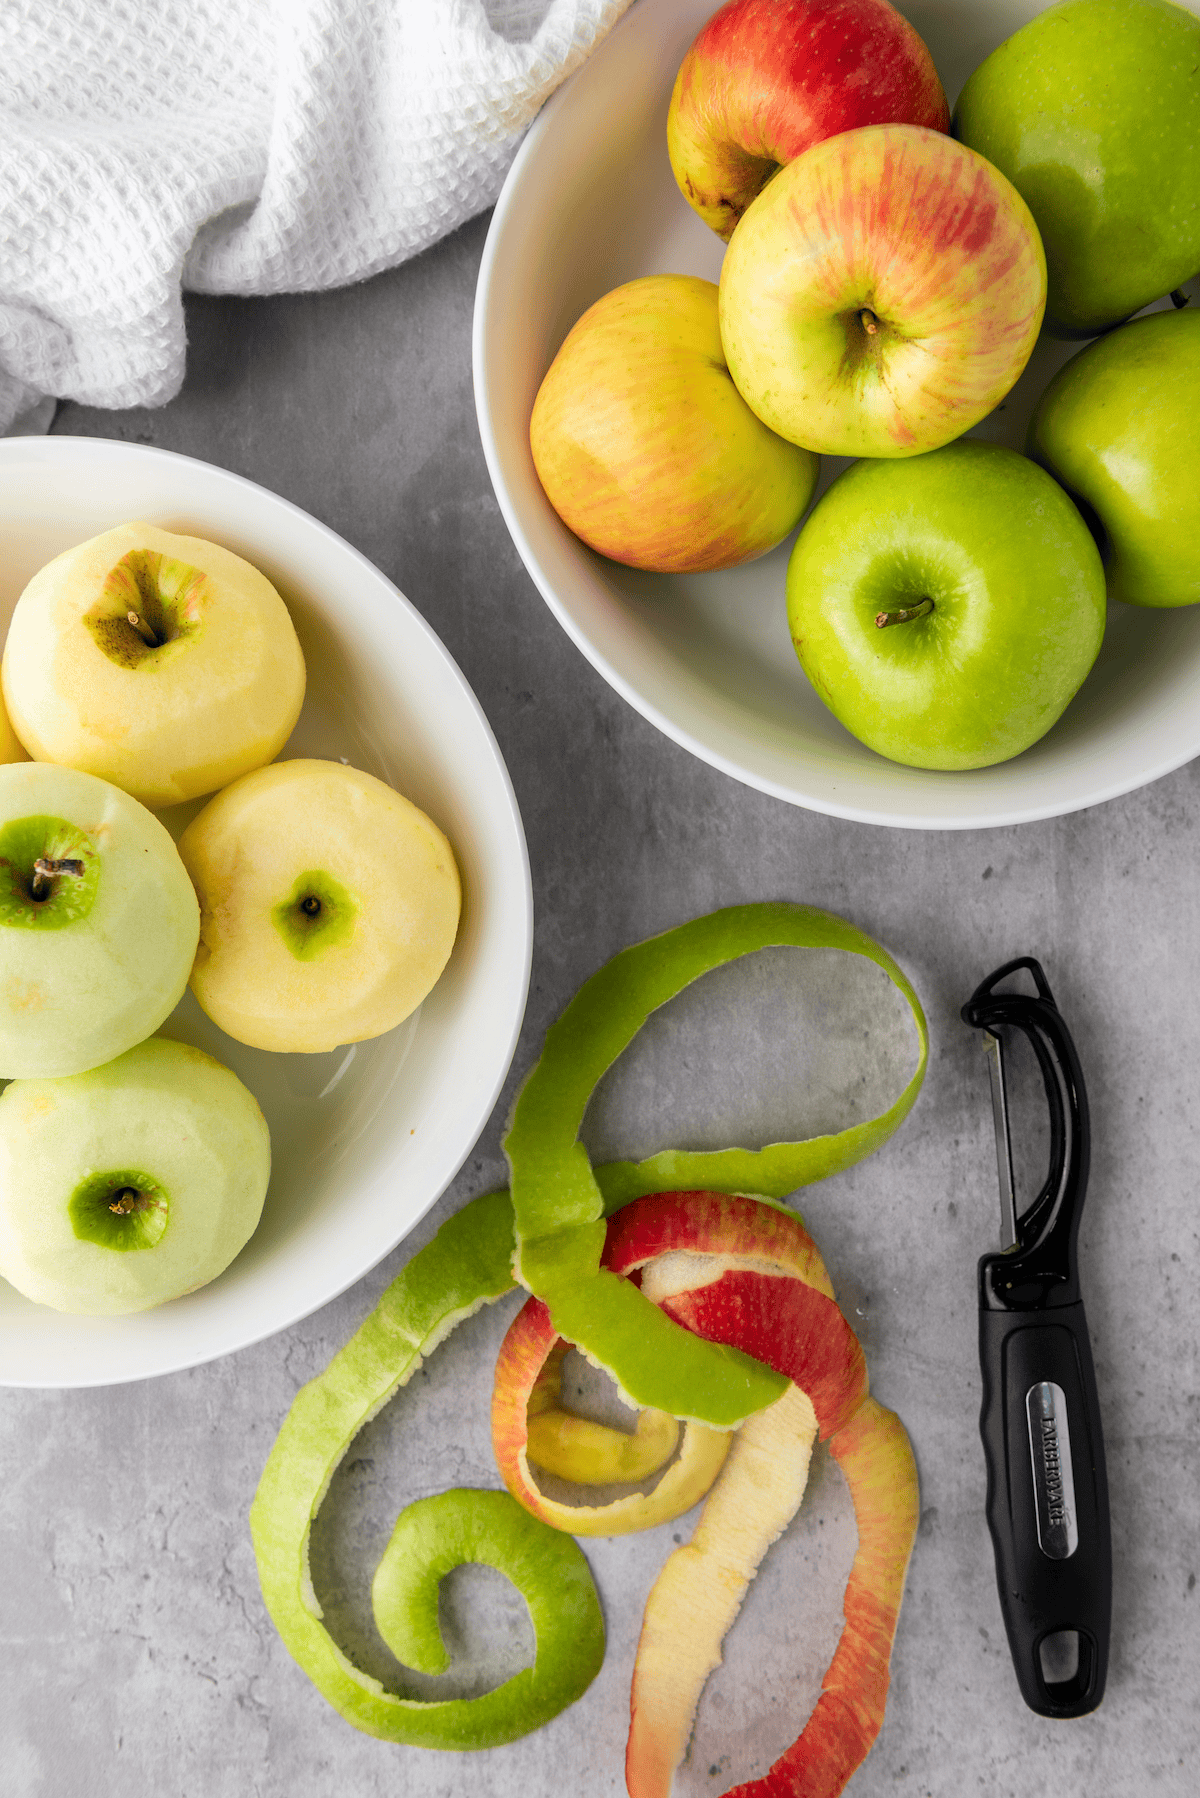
[719,124,1047,457]
[669,0,949,242]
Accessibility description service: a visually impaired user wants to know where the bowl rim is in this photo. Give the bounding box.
[0,433,533,1386]
[472,0,1200,831]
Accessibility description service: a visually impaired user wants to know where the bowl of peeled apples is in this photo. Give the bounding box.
[0,435,532,1386]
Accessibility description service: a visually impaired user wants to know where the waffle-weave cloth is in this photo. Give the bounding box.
[0,0,632,429]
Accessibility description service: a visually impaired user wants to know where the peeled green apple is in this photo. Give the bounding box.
[0,762,200,1079]
[178,758,461,1054]
[953,0,1200,336]
[0,686,27,764]
[0,1036,270,1315]
[785,441,1107,768]
[718,125,1046,457]
[530,275,819,572]
[1029,308,1200,608]
[1,521,306,807]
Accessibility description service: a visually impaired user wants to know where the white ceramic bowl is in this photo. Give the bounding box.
[475,0,1200,829]
[0,436,532,1386]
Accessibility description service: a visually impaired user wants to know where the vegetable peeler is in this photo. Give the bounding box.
[961,957,1111,1718]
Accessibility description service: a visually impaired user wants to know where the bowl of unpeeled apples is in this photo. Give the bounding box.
[0,436,532,1386]
[475,0,1200,828]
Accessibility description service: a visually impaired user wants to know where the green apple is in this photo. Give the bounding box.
[530,274,818,572]
[1029,307,1200,608]
[718,125,1046,457]
[178,758,461,1053]
[0,1036,270,1315]
[785,441,1107,768]
[0,762,200,1078]
[953,0,1200,337]
[0,686,27,765]
[1,521,307,808]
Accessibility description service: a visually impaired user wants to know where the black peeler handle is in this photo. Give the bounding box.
[979,1301,1111,1716]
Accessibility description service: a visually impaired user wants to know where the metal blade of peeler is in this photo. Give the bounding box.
[982,1030,1018,1251]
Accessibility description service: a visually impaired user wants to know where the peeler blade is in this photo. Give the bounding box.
[982,1029,1018,1251]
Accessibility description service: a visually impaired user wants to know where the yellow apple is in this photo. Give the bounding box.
[1,521,306,807]
[178,758,461,1053]
[530,275,819,572]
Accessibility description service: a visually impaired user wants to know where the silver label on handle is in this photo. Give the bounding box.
[1026,1381,1079,1560]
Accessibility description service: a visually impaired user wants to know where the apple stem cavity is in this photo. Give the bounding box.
[875,598,935,629]
[126,609,163,647]
[108,1187,157,1216]
[30,856,86,902]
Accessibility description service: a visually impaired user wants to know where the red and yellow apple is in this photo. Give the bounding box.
[719,124,1047,457]
[530,275,819,573]
[669,0,949,242]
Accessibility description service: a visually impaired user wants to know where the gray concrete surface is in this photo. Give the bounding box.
[2,209,1198,1797]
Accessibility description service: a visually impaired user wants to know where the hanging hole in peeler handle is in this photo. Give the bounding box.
[1036,1627,1100,1714]
[1039,1628,1080,1684]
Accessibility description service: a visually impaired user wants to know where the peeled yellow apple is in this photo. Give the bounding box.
[1,521,306,807]
[0,685,27,764]
[178,758,461,1053]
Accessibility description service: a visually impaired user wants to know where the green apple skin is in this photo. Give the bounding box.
[1029,308,1200,608]
[785,441,1107,769]
[0,1037,270,1315]
[530,275,819,572]
[178,758,461,1054]
[953,0,1200,337]
[0,763,200,1079]
[1,521,306,808]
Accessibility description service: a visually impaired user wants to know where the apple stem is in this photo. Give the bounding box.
[109,1188,158,1216]
[858,308,881,336]
[1171,289,1190,309]
[126,609,162,647]
[875,598,935,629]
[30,856,86,901]
[300,896,321,917]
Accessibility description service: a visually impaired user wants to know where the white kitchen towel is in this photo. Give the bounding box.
[0,0,634,431]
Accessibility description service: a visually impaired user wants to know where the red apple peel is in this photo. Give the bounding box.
[607,1194,917,1798]
[722,1399,919,1798]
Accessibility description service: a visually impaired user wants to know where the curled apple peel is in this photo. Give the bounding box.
[525,1341,681,1485]
[505,903,927,1430]
[493,1295,732,1538]
[252,905,926,1763]
[250,1190,604,1749]
[626,1382,820,1798]
[609,1195,918,1798]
